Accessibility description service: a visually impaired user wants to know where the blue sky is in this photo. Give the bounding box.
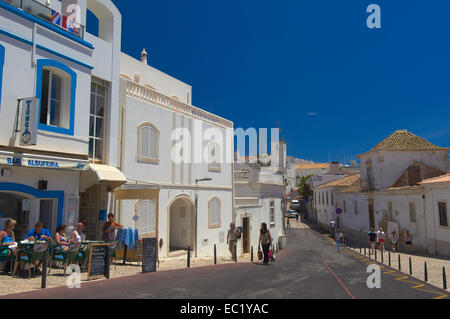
[95,0,450,164]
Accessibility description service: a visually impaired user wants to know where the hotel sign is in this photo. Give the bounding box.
[19,98,39,146]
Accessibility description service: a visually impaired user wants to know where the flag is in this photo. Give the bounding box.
[51,10,79,35]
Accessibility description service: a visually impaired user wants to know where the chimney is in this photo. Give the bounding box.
[141,48,148,65]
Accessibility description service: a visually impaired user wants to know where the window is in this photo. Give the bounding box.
[343,200,346,213]
[326,192,329,206]
[208,197,221,228]
[438,202,448,227]
[36,60,76,135]
[208,143,221,172]
[89,80,107,161]
[409,202,417,223]
[270,200,275,225]
[135,199,156,235]
[331,192,334,206]
[0,44,4,108]
[137,123,159,163]
[354,200,358,215]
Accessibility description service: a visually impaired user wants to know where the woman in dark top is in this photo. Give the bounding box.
[102,214,123,242]
[259,223,272,265]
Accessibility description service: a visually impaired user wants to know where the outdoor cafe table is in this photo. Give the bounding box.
[115,228,139,265]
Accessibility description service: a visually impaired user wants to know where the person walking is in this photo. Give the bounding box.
[390,231,398,253]
[368,228,377,255]
[405,230,413,252]
[335,229,344,253]
[295,213,299,223]
[287,218,291,229]
[259,223,272,265]
[227,223,239,261]
[377,227,386,253]
[329,219,335,238]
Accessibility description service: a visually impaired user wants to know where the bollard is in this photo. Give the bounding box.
[409,257,412,276]
[41,250,48,289]
[214,244,217,265]
[398,254,401,271]
[251,246,254,262]
[234,243,237,263]
[364,247,366,256]
[187,246,191,268]
[424,262,428,282]
[443,267,447,290]
[375,248,377,261]
[359,245,361,254]
[381,250,384,264]
[369,248,371,259]
[389,250,391,267]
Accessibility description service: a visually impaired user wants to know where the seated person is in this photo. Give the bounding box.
[0,219,18,256]
[70,222,85,248]
[26,222,53,242]
[55,225,69,252]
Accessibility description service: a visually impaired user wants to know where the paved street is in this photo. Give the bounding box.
[3,223,448,299]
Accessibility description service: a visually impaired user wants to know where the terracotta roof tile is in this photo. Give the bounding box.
[295,163,330,170]
[420,173,450,185]
[317,174,361,189]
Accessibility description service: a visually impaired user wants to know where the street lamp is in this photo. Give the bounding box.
[195,177,212,257]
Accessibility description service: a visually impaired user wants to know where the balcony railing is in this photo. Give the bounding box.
[125,79,234,129]
[2,0,85,39]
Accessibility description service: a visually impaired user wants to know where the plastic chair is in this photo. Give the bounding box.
[0,247,14,276]
[14,242,49,279]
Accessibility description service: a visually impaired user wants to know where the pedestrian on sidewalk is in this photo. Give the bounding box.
[335,229,344,253]
[368,228,377,255]
[227,223,239,261]
[377,227,386,253]
[295,213,299,223]
[259,223,272,265]
[329,219,335,238]
[390,231,398,253]
[287,218,291,229]
[405,230,413,252]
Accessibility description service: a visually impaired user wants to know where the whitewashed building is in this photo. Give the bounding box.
[314,130,450,256]
[234,141,287,256]
[0,0,126,239]
[115,50,234,259]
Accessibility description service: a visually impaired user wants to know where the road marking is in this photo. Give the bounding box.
[412,284,425,289]
[395,276,410,280]
[433,294,448,299]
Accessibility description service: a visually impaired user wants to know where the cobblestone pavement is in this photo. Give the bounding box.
[299,218,450,293]
[0,252,251,296]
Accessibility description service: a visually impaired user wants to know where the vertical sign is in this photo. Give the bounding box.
[142,238,157,273]
[19,97,39,146]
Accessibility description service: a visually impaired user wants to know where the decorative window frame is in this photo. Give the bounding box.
[409,201,417,224]
[0,44,4,109]
[269,200,275,227]
[437,200,449,229]
[135,199,157,237]
[137,122,160,164]
[36,59,77,136]
[208,197,221,229]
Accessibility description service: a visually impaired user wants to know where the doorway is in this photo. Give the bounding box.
[242,217,250,254]
[39,199,54,231]
[368,201,375,229]
[0,193,30,240]
[168,196,195,255]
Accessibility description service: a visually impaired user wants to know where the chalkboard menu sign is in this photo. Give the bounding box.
[142,238,157,273]
[87,243,110,280]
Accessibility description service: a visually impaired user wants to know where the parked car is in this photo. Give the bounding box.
[284,210,299,219]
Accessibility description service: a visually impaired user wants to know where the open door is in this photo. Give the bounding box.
[242,217,250,254]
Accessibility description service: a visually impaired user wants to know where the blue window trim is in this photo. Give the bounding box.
[36,59,77,136]
[0,182,64,227]
[0,1,94,50]
[0,44,4,110]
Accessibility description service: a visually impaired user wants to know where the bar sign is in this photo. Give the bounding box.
[20,98,39,146]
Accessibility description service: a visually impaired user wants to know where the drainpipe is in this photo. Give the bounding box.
[431,187,439,254]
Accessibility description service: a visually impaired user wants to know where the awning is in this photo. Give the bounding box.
[79,164,127,192]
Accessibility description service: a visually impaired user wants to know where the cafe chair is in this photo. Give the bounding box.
[0,247,14,276]
[109,241,119,270]
[133,240,143,266]
[13,242,49,279]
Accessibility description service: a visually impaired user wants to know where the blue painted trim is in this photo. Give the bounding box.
[36,59,77,136]
[0,28,93,70]
[0,182,64,227]
[0,43,4,110]
[0,1,94,50]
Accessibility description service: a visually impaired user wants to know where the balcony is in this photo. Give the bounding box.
[1,0,85,39]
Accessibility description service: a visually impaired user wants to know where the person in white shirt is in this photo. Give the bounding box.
[329,219,335,237]
[377,228,386,253]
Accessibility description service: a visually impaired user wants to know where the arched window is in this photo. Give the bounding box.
[137,123,159,163]
[208,197,221,228]
[269,200,275,225]
[36,59,76,135]
[0,44,4,108]
[135,199,156,236]
[208,143,221,172]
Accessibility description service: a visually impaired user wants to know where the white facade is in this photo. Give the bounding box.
[0,0,123,238]
[116,52,234,259]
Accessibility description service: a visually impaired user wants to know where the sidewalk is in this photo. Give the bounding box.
[0,252,251,296]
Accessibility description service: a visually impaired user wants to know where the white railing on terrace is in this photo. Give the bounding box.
[125,79,233,129]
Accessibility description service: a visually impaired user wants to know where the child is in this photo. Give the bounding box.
[336,229,344,253]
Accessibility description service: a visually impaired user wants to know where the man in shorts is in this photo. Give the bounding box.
[368,228,377,254]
